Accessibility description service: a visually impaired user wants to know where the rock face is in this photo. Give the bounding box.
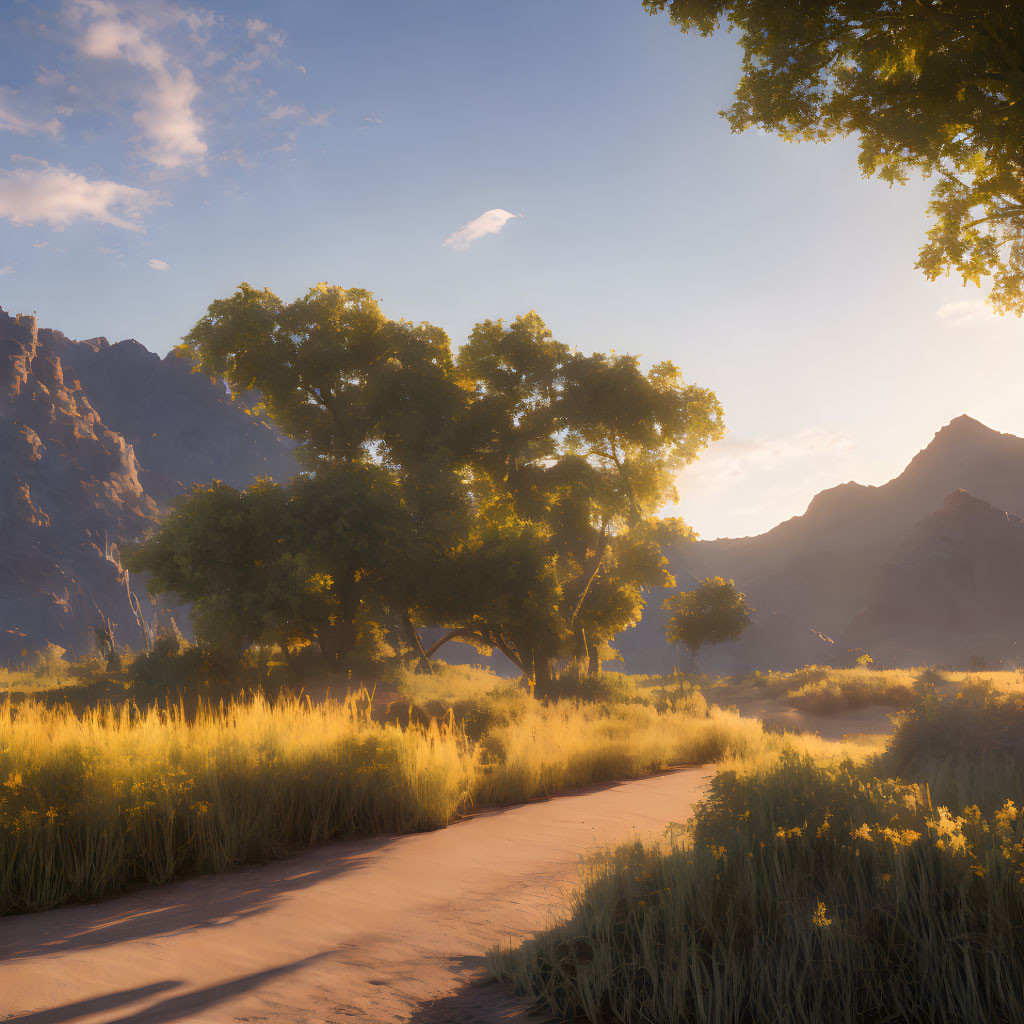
[0,307,297,661]
[618,416,1024,673]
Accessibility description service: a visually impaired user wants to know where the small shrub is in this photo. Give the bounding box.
[534,665,640,704]
[128,642,236,705]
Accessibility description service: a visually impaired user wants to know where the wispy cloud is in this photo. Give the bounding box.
[678,428,855,494]
[147,257,169,270]
[444,208,519,250]
[75,0,206,170]
[267,103,328,127]
[0,88,61,137]
[268,104,303,120]
[671,427,860,539]
[935,298,1003,326]
[0,162,157,231]
[0,266,14,276]
[246,19,285,47]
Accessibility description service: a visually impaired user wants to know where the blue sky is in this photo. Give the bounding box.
[1,0,1021,539]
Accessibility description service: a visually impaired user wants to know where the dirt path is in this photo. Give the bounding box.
[0,768,710,1024]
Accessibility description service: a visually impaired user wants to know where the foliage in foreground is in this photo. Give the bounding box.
[0,682,831,916]
[644,0,1024,315]
[494,684,1024,1024]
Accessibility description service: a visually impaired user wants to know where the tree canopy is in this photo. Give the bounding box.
[644,0,1024,313]
[129,283,724,684]
[664,576,752,666]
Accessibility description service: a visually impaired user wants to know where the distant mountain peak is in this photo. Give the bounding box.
[929,414,998,444]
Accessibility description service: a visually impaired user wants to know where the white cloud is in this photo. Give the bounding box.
[671,427,862,539]
[678,428,855,495]
[0,88,61,137]
[246,18,284,47]
[147,257,169,271]
[75,1,206,170]
[268,104,328,126]
[444,208,519,250]
[0,163,156,231]
[268,104,303,120]
[936,298,1003,326]
[36,66,66,86]
[0,266,14,276]
[296,64,307,75]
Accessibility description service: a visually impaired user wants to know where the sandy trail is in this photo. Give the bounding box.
[0,769,710,1024]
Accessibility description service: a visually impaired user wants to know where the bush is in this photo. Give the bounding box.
[128,640,237,705]
[534,665,641,704]
[495,746,1024,1023]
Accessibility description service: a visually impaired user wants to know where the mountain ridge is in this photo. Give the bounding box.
[0,307,298,660]
[617,414,1024,673]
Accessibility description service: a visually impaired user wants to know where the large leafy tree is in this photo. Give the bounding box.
[427,314,723,684]
[129,285,467,672]
[131,285,723,683]
[645,1,1024,313]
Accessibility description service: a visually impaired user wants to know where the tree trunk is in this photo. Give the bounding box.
[317,619,358,675]
[401,611,433,675]
[533,651,553,693]
[588,643,601,677]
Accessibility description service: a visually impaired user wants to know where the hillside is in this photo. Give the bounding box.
[842,491,1024,667]
[0,307,297,661]
[618,416,1024,673]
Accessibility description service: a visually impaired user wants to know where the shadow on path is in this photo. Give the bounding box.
[2,982,181,1024]
[0,837,399,962]
[5,953,335,1024]
[406,956,555,1024]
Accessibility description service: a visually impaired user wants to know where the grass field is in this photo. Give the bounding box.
[714,664,1024,713]
[493,679,1024,1024]
[0,660,878,916]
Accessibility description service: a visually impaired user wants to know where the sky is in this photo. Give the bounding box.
[1,0,1021,540]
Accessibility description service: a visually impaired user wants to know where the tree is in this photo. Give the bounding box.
[644,1,1024,313]
[132,285,724,684]
[664,576,752,670]
[129,284,467,673]
[432,314,724,686]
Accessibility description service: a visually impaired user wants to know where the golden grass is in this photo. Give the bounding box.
[719,665,1024,713]
[493,685,1024,1024]
[0,676,857,916]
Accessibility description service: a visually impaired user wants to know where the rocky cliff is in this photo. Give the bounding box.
[0,307,297,661]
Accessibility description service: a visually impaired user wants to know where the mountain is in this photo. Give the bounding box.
[842,491,1024,668]
[43,327,296,510]
[0,307,298,661]
[3,301,1021,673]
[617,416,1024,673]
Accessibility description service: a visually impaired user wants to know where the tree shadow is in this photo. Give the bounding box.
[0,835,400,962]
[4,952,334,1024]
[2,982,180,1024]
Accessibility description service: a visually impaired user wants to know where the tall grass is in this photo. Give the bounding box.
[493,684,1024,1024]
[0,681,846,916]
[727,665,1024,713]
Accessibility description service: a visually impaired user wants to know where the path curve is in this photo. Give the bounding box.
[0,768,710,1024]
